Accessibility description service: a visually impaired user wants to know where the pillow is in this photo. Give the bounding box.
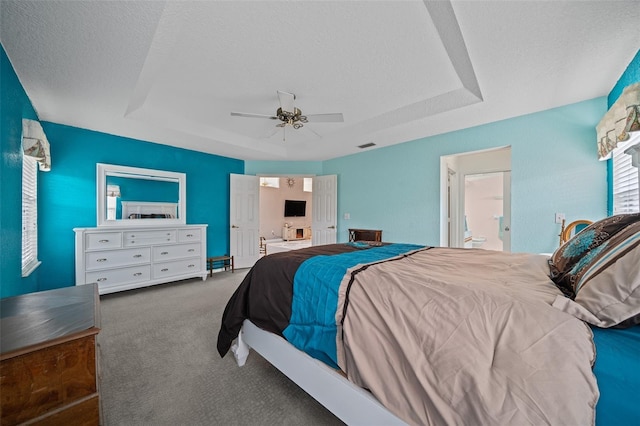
[549,213,640,297]
[573,234,640,327]
[553,238,640,328]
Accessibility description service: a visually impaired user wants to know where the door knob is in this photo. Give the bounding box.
[328,225,336,229]
[231,225,239,228]
[504,226,510,231]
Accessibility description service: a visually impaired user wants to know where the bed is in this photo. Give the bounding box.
[217,214,640,425]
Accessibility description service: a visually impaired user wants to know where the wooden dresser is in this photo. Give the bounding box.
[74,225,207,295]
[0,284,101,425]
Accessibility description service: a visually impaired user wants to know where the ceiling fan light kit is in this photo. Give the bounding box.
[231,91,343,137]
[276,107,307,129]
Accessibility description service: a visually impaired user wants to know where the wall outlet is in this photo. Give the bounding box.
[555,213,565,224]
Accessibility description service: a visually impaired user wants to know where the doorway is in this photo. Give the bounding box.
[258,176,314,242]
[230,174,337,269]
[464,171,510,251]
[440,146,511,251]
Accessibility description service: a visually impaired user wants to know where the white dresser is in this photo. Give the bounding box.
[74,225,208,294]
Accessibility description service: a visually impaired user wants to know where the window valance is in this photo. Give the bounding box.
[597,83,640,160]
[22,119,51,171]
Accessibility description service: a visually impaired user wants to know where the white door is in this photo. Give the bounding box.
[447,167,458,247]
[230,174,260,268]
[312,175,337,245]
[502,171,512,252]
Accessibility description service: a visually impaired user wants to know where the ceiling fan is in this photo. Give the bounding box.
[230,91,344,133]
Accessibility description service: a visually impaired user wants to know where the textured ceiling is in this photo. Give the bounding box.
[1,1,639,161]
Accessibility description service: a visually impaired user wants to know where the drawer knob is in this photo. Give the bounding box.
[161,268,169,272]
[97,278,107,282]
[188,249,195,252]
[97,258,107,262]
[161,251,169,255]
[186,234,194,237]
[133,254,142,258]
[188,264,195,268]
[133,272,142,276]
[131,241,136,244]
[99,239,109,243]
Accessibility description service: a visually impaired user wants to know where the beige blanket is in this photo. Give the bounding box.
[335,248,598,425]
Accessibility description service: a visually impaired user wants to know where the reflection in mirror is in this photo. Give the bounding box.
[97,163,186,227]
[105,176,179,220]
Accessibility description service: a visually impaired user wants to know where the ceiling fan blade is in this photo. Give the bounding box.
[304,113,344,123]
[277,91,296,113]
[231,112,278,120]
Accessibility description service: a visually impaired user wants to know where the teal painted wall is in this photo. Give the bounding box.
[245,99,607,253]
[323,98,608,254]
[1,46,40,298]
[2,37,622,295]
[1,45,243,297]
[35,123,243,293]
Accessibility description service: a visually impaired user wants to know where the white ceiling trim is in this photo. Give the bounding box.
[123,0,482,160]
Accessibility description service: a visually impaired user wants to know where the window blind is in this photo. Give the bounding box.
[612,137,640,214]
[22,155,40,276]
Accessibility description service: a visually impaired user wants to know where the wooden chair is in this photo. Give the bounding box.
[559,219,593,246]
[259,237,267,255]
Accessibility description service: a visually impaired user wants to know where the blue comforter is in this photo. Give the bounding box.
[282,243,424,368]
[591,324,640,425]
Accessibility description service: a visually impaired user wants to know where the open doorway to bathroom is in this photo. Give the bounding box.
[464,171,510,251]
[440,146,511,251]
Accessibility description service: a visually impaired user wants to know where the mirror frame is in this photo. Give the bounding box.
[97,163,186,227]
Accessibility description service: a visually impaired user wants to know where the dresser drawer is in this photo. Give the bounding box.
[124,230,176,246]
[0,329,98,425]
[86,232,122,250]
[153,258,201,279]
[152,243,200,261]
[85,247,151,271]
[178,228,202,242]
[86,265,151,287]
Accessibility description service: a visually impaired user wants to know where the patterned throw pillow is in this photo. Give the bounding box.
[549,213,640,297]
[552,236,640,328]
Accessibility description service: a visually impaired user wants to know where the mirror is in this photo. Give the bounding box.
[97,163,186,227]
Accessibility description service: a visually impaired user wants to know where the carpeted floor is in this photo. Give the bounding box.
[98,270,344,425]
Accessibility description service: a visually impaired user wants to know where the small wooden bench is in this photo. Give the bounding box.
[207,255,234,276]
